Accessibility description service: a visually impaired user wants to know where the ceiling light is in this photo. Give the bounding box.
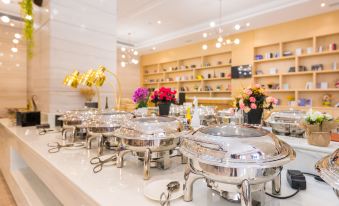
[215,42,221,48]
[14,33,21,39]
[202,33,208,38]
[321,2,326,7]
[226,39,232,44]
[157,20,162,24]
[121,47,126,52]
[10,22,14,27]
[25,15,32,21]
[133,50,138,55]
[234,24,241,30]
[121,54,126,59]
[217,36,223,43]
[132,59,139,64]
[246,22,250,27]
[12,39,19,44]
[152,47,156,50]
[120,61,126,67]
[234,38,240,45]
[16,63,20,67]
[1,0,11,4]
[202,44,208,50]
[209,21,216,28]
[11,47,18,53]
[1,16,10,23]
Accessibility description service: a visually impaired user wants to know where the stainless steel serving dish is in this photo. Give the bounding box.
[266,110,305,137]
[59,108,96,142]
[180,125,295,206]
[315,148,339,198]
[83,110,134,155]
[216,108,243,125]
[113,116,185,180]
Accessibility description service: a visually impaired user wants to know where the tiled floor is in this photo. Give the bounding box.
[0,172,16,206]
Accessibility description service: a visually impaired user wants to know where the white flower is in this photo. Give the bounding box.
[324,113,333,121]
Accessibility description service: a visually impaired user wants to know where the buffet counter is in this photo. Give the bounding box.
[0,118,338,206]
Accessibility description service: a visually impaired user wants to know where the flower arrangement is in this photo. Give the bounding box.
[235,84,277,113]
[132,87,150,108]
[151,87,176,105]
[304,111,333,125]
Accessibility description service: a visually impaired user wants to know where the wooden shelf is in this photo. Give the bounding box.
[165,69,193,74]
[297,89,339,92]
[253,74,279,78]
[179,91,231,94]
[203,77,231,81]
[275,105,338,111]
[144,72,163,76]
[254,70,339,78]
[143,82,158,85]
[196,64,231,70]
[298,50,339,58]
[179,79,201,83]
[266,90,295,92]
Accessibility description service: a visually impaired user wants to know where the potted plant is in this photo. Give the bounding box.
[235,84,277,124]
[132,87,150,115]
[151,87,177,116]
[302,111,337,147]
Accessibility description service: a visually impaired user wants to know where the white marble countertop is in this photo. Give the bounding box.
[1,119,338,206]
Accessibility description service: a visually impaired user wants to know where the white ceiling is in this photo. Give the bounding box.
[117,0,339,54]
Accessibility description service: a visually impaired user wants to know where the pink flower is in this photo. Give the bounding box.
[245,89,252,95]
[273,98,278,105]
[250,103,257,109]
[249,97,256,103]
[255,84,261,88]
[266,96,273,103]
[239,103,245,110]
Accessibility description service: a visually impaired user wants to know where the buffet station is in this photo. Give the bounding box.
[0,75,338,206]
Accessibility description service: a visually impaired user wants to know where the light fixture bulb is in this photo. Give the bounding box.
[16,63,20,67]
[10,22,14,27]
[246,22,250,27]
[11,47,18,53]
[0,52,3,56]
[202,44,208,50]
[121,47,126,52]
[152,47,156,50]
[133,50,138,55]
[226,39,232,44]
[321,2,326,7]
[132,59,139,64]
[121,61,126,67]
[1,16,10,23]
[202,32,208,38]
[121,54,126,59]
[234,24,241,30]
[209,21,216,28]
[215,42,221,48]
[1,0,11,4]
[12,39,19,44]
[157,20,162,24]
[234,38,240,45]
[14,33,21,39]
[217,36,223,43]
[25,15,32,21]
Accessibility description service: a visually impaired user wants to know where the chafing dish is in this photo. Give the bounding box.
[216,108,243,125]
[315,149,339,198]
[113,116,185,180]
[266,110,305,137]
[83,110,133,155]
[198,106,217,126]
[59,108,96,142]
[180,124,295,206]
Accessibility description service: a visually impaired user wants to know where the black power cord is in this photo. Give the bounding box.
[265,188,300,199]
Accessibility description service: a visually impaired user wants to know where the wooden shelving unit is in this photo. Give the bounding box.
[141,51,233,100]
[253,33,339,112]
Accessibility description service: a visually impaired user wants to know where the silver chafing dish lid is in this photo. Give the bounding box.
[315,149,339,192]
[267,110,305,124]
[180,124,295,167]
[113,116,183,140]
[83,110,133,128]
[59,108,96,123]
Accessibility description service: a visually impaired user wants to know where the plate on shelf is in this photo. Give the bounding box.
[144,179,184,201]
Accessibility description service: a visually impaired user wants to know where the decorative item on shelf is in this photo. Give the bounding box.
[274,52,280,58]
[180,65,185,70]
[301,111,337,147]
[196,75,204,80]
[306,47,313,54]
[207,74,212,79]
[329,43,337,51]
[190,64,196,68]
[190,75,194,80]
[168,67,173,72]
[255,54,263,60]
[151,87,177,116]
[282,83,289,90]
[298,98,312,106]
[299,65,307,72]
[318,46,324,53]
[144,71,149,74]
[216,85,222,91]
[332,61,337,70]
[265,52,273,59]
[228,58,232,64]
[318,82,328,89]
[305,81,313,89]
[256,70,264,75]
[80,88,97,108]
[231,65,252,79]
[322,94,332,107]
[295,48,302,56]
[204,63,211,67]
[283,51,293,56]
[335,80,339,88]
[175,77,181,81]
[217,61,222,65]
[311,64,324,71]
[220,72,225,77]
[288,66,296,73]
[132,87,150,110]
[226,73,231,78]
[235,84,277,124]
[269,67,278,74]
[267,83,279,90]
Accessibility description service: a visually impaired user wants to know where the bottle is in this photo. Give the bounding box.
[185,107,192,125]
